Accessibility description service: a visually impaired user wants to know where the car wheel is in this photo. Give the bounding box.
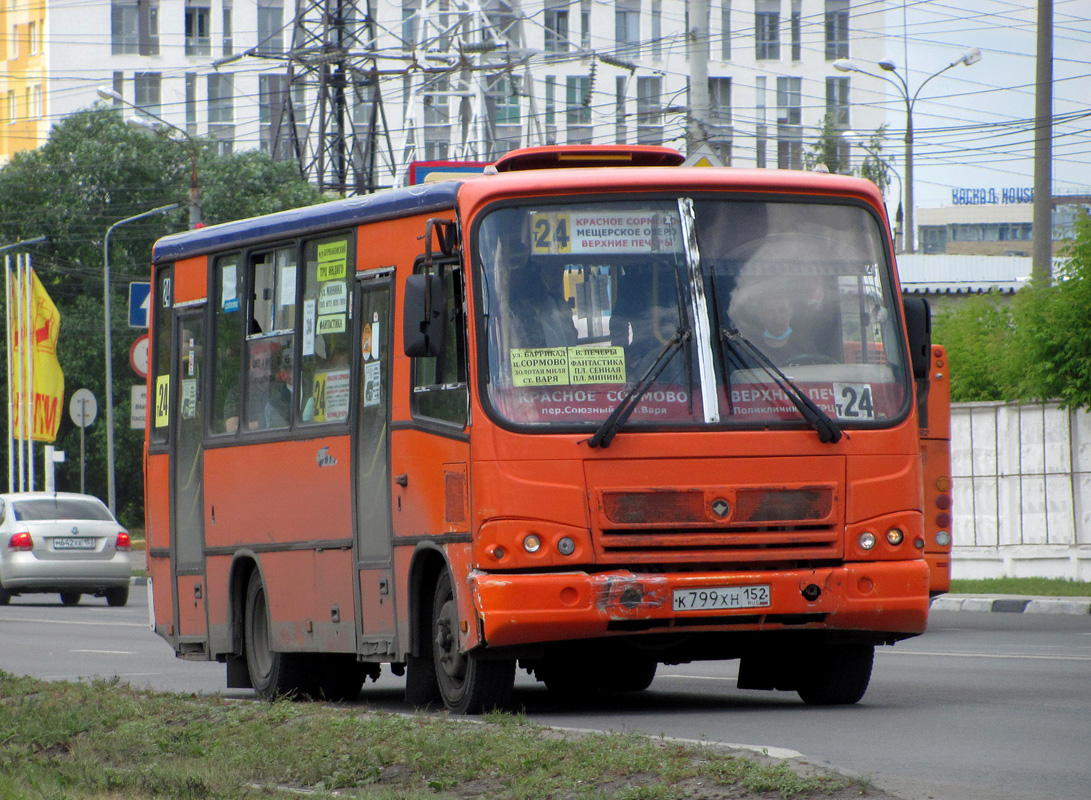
[105,586,130,607]
[243,572,312,699]
[0,580,10,605]
[431,571,515,714]
[60,591,81,606]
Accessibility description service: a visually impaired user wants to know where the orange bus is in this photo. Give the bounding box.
[146,145,939,713]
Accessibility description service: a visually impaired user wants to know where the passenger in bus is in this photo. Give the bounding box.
[507,261,577,349]
[610,263,686,382]
[732,279,809,366]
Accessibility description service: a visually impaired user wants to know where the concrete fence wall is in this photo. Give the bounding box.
[951,401,1091,580]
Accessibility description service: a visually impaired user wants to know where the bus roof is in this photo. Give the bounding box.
[152,179,462,263]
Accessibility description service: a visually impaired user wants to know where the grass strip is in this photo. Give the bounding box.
[0,671,894,800]
[948,577,1091,597]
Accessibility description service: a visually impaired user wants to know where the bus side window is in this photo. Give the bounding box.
[245,246,298,431]
[411,259,467,427]
[150,265,172,445]
[211,253,243,434]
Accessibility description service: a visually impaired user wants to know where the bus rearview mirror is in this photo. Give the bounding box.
[403,272,446,357]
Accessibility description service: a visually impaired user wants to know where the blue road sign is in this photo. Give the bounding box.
[129,282,152,328]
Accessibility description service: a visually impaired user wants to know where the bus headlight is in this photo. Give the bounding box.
[935,530,952,547]
[858,532,877,550]
[886,527,904,546]
[523,534,542,553]
[557,537,575,556]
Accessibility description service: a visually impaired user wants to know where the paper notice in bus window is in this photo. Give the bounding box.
[511,348,570,387]
[303,300,316,356]
[364,361,381,407]
[317,314,346,334]
[531,209,683,255]
[510,346,626,387]
[181,378,198,419]
[154,375,170,427]
[569,346,625,384]
[318,281,347,315]
[326,369,351,421]
[222,264,238,312]
[317,240,349,282]
[278,266,296,307]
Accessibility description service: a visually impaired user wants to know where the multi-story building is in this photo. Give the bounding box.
[2,0,887,191]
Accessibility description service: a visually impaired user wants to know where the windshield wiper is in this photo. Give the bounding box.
[721,327,843,444]
[587,329,691,449]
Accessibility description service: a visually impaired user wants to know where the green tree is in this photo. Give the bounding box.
[0,107,325,525]
[805,116,892,198]
[931,294,1018,402]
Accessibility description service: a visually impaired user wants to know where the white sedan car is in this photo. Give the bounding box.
[0,492,133,607]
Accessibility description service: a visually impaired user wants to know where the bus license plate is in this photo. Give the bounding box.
[52,538,95,550]
[673,585,771,612]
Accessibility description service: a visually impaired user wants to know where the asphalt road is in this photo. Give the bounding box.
[2,585,1089,800]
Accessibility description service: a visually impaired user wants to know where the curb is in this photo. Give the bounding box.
[930,594,1091,616]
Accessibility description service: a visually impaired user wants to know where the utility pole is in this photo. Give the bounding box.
[1032,0,1054,285]
[687,0,710,154]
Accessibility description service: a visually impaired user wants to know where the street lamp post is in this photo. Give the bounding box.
[97,87,202,230]
[103,204,178,515]
[834,47,981,254]
[844,131,904,252]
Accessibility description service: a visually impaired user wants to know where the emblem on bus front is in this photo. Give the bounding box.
[711,499,730,519]
[316,447,338,467]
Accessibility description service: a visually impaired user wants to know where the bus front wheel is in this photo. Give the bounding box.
[431,571,514,714]
[244,572,311,699]
[796,643,874,705]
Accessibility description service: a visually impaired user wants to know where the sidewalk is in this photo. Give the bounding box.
[930,593,1091,615]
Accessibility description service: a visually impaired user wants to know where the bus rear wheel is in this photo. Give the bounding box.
[244,572,312,699]
[796,643,874,705]
[431,572,514,714]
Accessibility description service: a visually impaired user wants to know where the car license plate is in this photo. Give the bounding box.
[673,584,771,612]
[52,538,96,550]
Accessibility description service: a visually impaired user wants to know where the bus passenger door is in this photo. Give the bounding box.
[352,271,397,656]
[171,311,208,646]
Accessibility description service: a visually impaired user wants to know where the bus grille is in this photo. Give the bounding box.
[597,525,840,563]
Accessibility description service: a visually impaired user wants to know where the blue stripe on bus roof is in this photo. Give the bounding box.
[152,180,463,262]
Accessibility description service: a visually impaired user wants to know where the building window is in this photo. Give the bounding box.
[185,4,211,56]
[545,75,557,144]
[825,0,849,60]
[636,76,662,145]
[111,1,138,54]
[544,3,569,52]
[223,6,233,55]
[423,76,451,160]
[208,74,234,124]
[134,72,162,119]
[616,76,627,144]
[259,74,288,155]
[566,75,592,144]
[186,73,197,135]
[580,0,591,49]
[755,2,779,60]
[616,2,640,58]
[485,0,519,46]
[720,1,731,60]
[7,91,15,123]
[485,73,520,158]
[709,77,731,126]
[652,1,662,59]
[826,76,849,127]
[258,0,285,55]
[776,76,802,169]
[791,1,801,61]
[755,75,767,168]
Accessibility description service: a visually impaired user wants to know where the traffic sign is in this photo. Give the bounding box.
[69,388,97,428]
[129,282,152,327]
[682,144,725,168]
[130,333,149,378]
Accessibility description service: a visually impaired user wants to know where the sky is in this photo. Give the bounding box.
[868,0,1091,209]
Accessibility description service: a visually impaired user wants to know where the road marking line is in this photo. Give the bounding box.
[883,650,1091,662]
[0,616,146,628]
[71,649,137,655]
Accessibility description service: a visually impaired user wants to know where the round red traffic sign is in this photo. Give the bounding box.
[130,334,150,378]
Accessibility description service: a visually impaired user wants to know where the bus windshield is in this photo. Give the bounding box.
[477,196,909,431]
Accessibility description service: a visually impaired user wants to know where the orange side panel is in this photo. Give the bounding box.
[356,213,454,273]
[145,453,171,549]
[173,256,207,304]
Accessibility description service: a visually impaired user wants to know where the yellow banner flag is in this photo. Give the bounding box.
[10,269,64,442]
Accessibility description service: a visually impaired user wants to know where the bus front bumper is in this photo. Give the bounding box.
[470,561,929,649]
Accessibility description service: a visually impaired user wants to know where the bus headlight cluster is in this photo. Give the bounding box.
[520,533,578,557]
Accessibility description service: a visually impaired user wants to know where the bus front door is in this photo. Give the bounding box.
[171,310,209,648]
[352,271,397,657]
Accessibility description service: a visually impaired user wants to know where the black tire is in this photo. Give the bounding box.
[0,580,10,605]
[432,571,515,714]
[105,585,130,607]
[537,656,657,695]
[60,591,81,606]
[243,572,313,699]
[610,659,658,692]
[314,654,370,702]
[797,643,874,705]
